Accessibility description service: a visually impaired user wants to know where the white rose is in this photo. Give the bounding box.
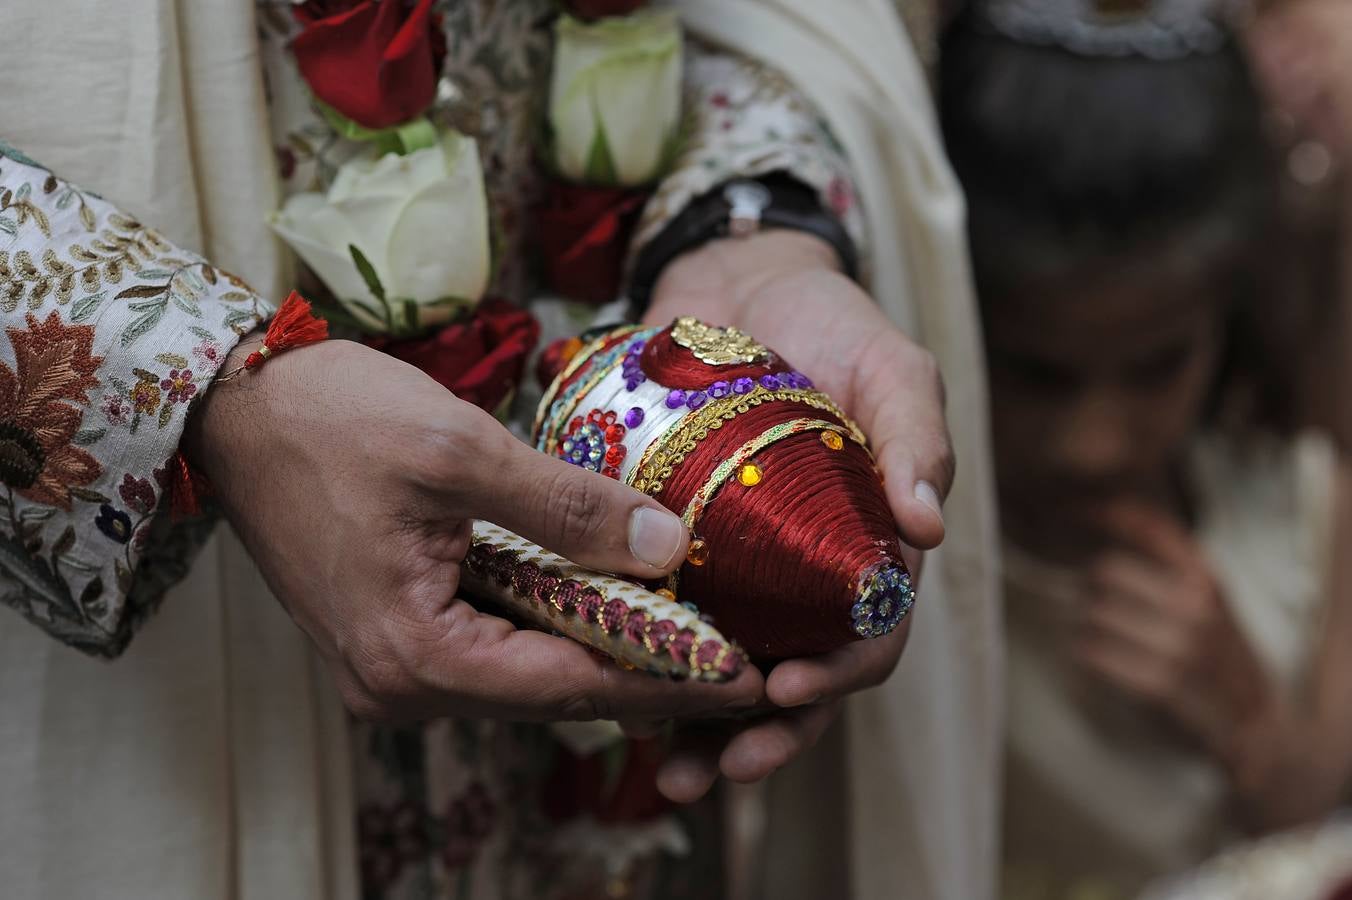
[549,11,684,187]
[270,129,490,334]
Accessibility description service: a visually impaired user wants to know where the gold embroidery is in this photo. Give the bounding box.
[670,316,770,366]
[627,386,867,495]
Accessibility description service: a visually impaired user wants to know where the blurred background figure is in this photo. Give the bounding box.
[938,0,1352,897]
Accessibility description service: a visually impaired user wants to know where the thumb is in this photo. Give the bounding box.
[465,429,690,578]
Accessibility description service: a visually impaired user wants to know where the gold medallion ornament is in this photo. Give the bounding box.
[671,316,770,366]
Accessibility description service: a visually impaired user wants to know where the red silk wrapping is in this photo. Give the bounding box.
[366,298,540,413]
[538,324,913,662]
[292,0,447,130]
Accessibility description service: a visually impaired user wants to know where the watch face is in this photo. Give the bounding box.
[723,180,772,214]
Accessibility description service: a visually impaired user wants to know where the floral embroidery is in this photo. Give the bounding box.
[160,369,197,405]
[94,504,132,543]
[191,338,223,372]
[101,392,131,426]
[117,474,157,516]
[0,311,103,510]
[130,373,161,415]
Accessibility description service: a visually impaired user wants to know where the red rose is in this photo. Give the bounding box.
[292,0,447,130]
[536,180,649,305]
[365,299,540,413]
[563,0,649,19]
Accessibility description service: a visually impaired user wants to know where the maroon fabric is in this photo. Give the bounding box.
[366,299,540,412]
[541,737,673,824]
[1327,875,1352,900]
[536,180,649,305]
[292,0,447,129]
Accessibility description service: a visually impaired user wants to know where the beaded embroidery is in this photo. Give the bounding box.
[627,387,867,495]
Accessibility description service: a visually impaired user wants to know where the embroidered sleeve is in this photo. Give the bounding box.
[0,141,271,657]
[629,40,867,266]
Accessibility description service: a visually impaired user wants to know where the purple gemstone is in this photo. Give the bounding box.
[732,377,755,395]
[665,390,686,409]
[759,374,781,390]
[686,390,707,410]
[624,407,645,428]
[708,380,730,399]
[625,378,642,392]
[629,340,646,353]
[622,361,640,376]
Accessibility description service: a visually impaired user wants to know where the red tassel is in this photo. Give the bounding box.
[169,451,210,519]
[243,291,329,369]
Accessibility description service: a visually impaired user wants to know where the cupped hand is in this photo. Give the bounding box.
[642,228,952,801]
[184,336,763,723]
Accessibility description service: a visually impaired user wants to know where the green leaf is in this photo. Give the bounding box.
[79,576,105,614]
[219,291,253,303]
[401,299,420,333]
[115,283,168,300]
[121,302,166,347]
[583,119,620,186]
[155,353,189,369]
[157,402,174,429]
[70,291,107,322]
[189,326,218,342]
[0,532,81,619]
[55,189,74,210]
[68,487,111,504]
[135,268,174,279]
[0,216,15,236]
[171,291,202,317]
[223,307,260,329]
[51,526,75,558]
[15,182,30,201]
[348,244,386,303]
[73,427,106,446]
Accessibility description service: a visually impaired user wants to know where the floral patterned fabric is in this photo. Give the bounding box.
[0,142,270,657]
[1,2,862,898]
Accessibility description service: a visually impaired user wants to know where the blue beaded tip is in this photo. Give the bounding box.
[850,564,915,638]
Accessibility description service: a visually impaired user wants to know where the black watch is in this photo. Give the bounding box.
[627,173,858,311]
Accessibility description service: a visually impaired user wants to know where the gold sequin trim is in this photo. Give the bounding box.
[627,387,867,495]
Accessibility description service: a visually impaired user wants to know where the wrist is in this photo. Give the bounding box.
[180,331,267,478]
[646,229,842,326]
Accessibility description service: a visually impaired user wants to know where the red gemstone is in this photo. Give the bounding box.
[602,465,620,479]
[695,640,723,668]
[532,574,561,607]
[623,610,651,646]
[669,629,697,664]
[586,409,603,424]
[569,416,584,433]
[602,410,617,426]
[489,549,521,586]
[604,444,626,467]
[552,579,584,614]
[576,588,605,623]
[604,424,626,444]
[647,618,677,650]
[511,561,542,597]
[463,542,494,575]
[602,598,630,633]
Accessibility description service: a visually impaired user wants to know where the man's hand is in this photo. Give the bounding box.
[184,337,763,723]
[642,228,953,801]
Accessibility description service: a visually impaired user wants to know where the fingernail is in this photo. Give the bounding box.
[723,694,759,710]
[914,480,943,520]
[629,507,685,569]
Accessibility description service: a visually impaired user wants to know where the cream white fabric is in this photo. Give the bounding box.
[0,2,358,898]
[671,3,1003,900]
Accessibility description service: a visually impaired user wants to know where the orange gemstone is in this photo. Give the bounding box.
[820,430,844,451]
[655,588,677,601]
[736,462,763,487]
[687,539,708,566]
